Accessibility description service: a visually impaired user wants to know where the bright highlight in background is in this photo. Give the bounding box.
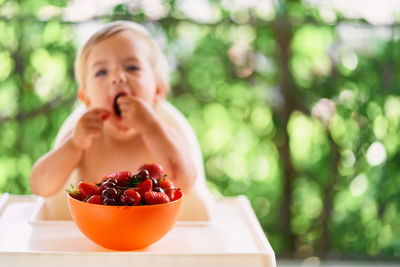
[350,174,368,196]
[341,52,358,70]
[366,141,387,166]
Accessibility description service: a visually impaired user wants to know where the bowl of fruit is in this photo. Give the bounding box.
[67,163,183,251]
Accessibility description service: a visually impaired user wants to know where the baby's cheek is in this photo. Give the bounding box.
[91,101,108,109]
[93,95,110,107]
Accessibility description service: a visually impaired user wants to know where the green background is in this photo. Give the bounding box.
[0,0,399,261]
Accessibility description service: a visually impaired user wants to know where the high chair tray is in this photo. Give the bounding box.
[0,193,276,267]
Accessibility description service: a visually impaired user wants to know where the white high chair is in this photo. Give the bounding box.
[0,102,276,265]
[43,100,214,221]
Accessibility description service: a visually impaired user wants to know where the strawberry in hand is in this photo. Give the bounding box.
[71,108,110,150]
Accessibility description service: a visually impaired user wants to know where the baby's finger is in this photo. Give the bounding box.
[120,98,139,110]
[119,106,136,120]
[86,126,102,137]
[85,113,108,122]
[86,120,104,130]
[92,107,111,114]
[117,95,140,105]
[118,102,134,112]
[86,108,111,120]
[84,116,104,125]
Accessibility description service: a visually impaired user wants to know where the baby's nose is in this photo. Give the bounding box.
[111,71,127,85]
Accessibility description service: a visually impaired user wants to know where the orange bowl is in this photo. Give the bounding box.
[67,193,183,250]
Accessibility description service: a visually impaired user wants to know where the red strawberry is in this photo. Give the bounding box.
[78,181,99,199]
[166,189,182,202]
[136,179,153,196]
[101,173,113,182]
[158,178,175,190]
[66,184,82,200]
[102,171,133,186]
[123,189,141,206]
[144,191,170,205]
[87,195,103,204]
[69,193,83,201]
[138,163,164,181]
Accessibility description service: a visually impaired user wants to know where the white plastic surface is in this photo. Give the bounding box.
[0,193,276,267]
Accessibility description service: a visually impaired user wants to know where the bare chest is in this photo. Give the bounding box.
[78,139,152,182]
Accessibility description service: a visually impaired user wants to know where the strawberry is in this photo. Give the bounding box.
[87,195,103,204]
[101,173,113,183]
[138,162,164,181]
[144,191,170,205]
[123,189,141,206]
[66,184,82,200]
[102,171,134,186]
[78,181,99,199]
[166,189,182,202]
[115,171,134,185]
[158,178,175,191]
[69,193,83,201]
[136,179,153,196]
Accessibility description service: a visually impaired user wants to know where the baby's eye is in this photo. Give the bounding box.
[95,69,107,77]
[126,66,139,71]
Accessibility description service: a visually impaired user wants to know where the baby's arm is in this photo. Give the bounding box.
[118,97,197,193]
[30,108,109,197]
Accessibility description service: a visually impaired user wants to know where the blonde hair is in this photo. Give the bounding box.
[74,21,169,90]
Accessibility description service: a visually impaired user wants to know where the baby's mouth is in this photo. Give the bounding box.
[113,93,126,117]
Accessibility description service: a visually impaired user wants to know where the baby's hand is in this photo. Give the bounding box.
[72,108,110,150]
[117,96,156,133]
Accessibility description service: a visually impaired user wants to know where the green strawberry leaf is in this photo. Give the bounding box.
[66,184,80,195]
[125,175,141,187]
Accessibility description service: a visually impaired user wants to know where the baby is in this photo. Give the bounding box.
[29,21,212,220]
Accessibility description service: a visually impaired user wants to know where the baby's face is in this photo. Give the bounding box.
[82,31,162,130]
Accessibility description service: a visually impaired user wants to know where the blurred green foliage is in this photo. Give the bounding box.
[1,0,400,261]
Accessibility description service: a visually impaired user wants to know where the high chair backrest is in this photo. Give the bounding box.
[47,101,213,221]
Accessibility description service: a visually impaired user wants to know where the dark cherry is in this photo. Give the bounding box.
[102,187,118,199]
[102,180,116,189]
[150,177,158,188]
[113,93,126,117]
[103,198,117,205]
[119,195,126,205]
[137,169,149,181]
[125,196,135,205]
[106,178,118,185]
[153,187,165,194]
